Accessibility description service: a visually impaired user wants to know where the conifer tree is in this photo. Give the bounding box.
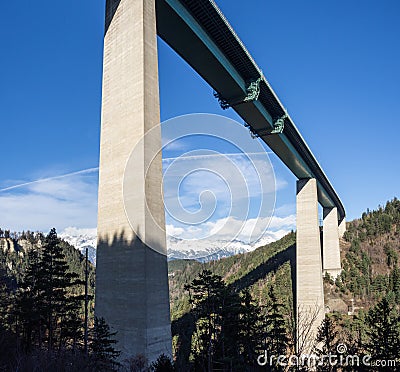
[315,315,340,372]
[15,248,43,350]
[218,284,242,367]
[150,353,175,372]
[366,292,400,366]
[237,288,263,367]
[184,270,226,371]
[0,269,13,332]
[390,266,400,303]
[38,228,82,350]
[89,317,120,371]
[264,286,288,370]
[16,228,84,351]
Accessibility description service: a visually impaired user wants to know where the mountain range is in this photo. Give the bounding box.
[60,227,97,264]
[60,227,292,264]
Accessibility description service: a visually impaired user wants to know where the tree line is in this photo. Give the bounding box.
[0,228,169,371]
[182,269,400,371]
[2,198,400,371]
[182,269,289,371]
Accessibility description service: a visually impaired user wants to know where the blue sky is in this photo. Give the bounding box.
[1,0,399,234]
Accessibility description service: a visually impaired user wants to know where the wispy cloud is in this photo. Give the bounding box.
[0,168,99,193]
[162,151,281,232]
[162,151,273,163]
[0,153,293,240]
[0,169,98,232]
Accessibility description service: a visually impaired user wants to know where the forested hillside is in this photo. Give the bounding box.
[0,229,124,371]
[1,198,400,370]
[169,232,295,322]
[328,198,400,309]
[169,198,400,370]
[0,229,95,292]
[169,233,296,370]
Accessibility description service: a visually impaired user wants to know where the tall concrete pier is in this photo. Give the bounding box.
[296,178,325,352]
[95,0,172,362]
[93,0,346,361]
[339,217,346,238]
[322,207,342,279]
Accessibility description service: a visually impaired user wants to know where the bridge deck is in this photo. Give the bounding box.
[156,0,345,221]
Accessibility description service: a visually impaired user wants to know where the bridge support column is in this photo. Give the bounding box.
[322,207,342,279]
[296,178,325,353]
[95,0,171,363]
[338,217,346,238]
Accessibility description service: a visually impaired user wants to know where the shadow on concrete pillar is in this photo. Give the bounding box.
[96,232,172,363]
[296,178,325,354]
[96,0,172,364]
[338,217,346,238]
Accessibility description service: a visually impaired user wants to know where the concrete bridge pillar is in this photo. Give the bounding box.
[322,207,342,279]
[296,178,325,353]
[338,217,346,238]
[95,0,172,363]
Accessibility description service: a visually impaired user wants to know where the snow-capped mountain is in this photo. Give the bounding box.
[167,236,253,262]
[60,227,97,264]
[60,227,291,264]
[167,230,289,261]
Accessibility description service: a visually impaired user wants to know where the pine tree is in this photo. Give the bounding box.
[315,315,340,372]
[15,248,43,350]
[218,285,242,367]
[15,228,84,351]
[150,353,175,371]
[264,286,288,371]
[61,291,84,350]
[38,228,82,350]
[237,288,263,367]
[89,317,120,371]
[0,275,17,371]
[390,266,400,303]
[366,293,400,366]
[0,268,13,331]
[184,270,226,371]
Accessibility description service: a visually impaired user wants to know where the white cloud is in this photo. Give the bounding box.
[166,224,185,237]
[162,151,282,230]
[268,215,296,230]
[0,158,294,248]
[273,203,296,217]
[205,214,295,243]
[0,170,98,232]
[61,226,97,237]
[0,168,98,193]
[166,211,296,244]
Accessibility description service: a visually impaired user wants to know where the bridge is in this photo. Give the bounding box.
[96,0,346,361]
